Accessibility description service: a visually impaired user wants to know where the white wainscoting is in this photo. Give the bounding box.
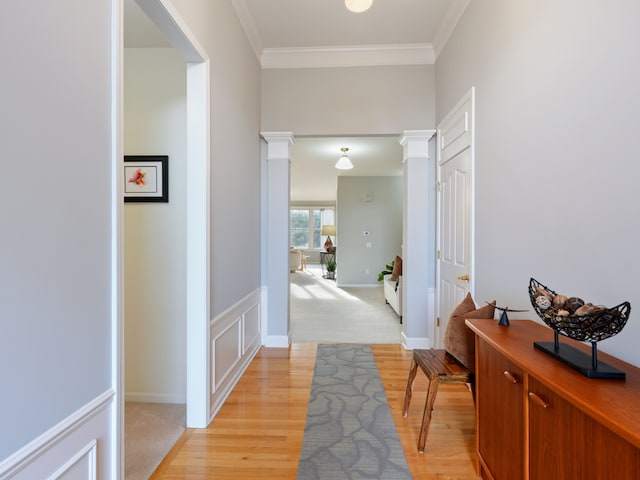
[209,288,262,420]
[0,389,114,480]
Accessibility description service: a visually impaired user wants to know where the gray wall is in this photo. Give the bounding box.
[124,48,187,402]
[0,0,112,458]
[426,137,437,289]
[171,0,262,318]
[336,177,403,286]
[262,65,435,135]
[436,0,640,366]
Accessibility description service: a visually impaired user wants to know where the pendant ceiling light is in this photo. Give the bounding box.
[335,147,354,170]
[345,0,373,13]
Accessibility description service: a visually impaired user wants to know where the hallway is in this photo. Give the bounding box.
[149,344,478,479]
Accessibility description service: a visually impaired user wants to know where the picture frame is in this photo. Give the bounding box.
[124,155,169,203]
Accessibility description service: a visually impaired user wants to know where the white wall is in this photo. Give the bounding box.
[262,65,435,135]
[124,48,187,403]
[336,177,403,286]
[165,0,263,422]
[0,0,113,473]
[170,0,263,319]
[436,0,640,366]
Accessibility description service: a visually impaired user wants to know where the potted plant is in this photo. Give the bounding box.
[326,258,336,279]
[377,259,395,282]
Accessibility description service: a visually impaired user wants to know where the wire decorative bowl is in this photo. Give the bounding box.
[528,278,630,343]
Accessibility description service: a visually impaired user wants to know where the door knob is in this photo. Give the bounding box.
[457,274,470,282]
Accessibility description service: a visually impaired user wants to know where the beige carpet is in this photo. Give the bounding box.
[290,265,403,343]
[125,402,185,479]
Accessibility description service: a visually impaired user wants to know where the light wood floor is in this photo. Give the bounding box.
[150,344,479,479]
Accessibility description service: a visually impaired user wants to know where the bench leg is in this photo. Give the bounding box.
[402,356,419,417]
[418,377,440,454]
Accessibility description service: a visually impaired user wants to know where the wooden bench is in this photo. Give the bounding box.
[402,348,473,453]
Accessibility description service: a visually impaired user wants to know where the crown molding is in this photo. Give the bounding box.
[261,43,434,69]
[432,0,471,59]
[232,0,464,68]
[231,0,263,62]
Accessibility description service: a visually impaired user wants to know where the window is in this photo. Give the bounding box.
[290,207,334,249]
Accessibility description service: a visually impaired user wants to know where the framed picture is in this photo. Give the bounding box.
[124,155,169,203]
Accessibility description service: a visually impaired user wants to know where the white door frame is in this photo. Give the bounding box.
[262,132,295,348]
[114,0,210,475]
[267,131,433,349]
[400,130,436,349]
[435,87,476,347]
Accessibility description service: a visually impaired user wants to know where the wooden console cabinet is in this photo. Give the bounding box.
[466,319,640,480]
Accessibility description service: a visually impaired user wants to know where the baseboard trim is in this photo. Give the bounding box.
[0,389,114,479]
[402,332,431,350]
[263,335,290,348]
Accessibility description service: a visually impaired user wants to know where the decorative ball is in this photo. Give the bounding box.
[574,303,597,316]
[556,309,570,317]
[552,294,569,308]
[535,295,552,311]
[566,297,585,313]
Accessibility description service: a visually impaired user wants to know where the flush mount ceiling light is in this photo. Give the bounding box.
[335,147,354,170]
[345,0,373,13]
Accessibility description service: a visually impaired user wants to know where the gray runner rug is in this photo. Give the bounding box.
[297,344,412,479]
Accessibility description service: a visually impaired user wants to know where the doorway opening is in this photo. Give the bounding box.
[118,0,210,477]
[288,135,404,344]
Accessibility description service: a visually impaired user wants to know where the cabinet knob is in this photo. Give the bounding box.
[529,392,551,409]
[503,370,519,384]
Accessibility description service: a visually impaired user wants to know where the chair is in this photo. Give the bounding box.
[402,294,495,453]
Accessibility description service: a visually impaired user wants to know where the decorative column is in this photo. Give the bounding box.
[261,132,294,347]
[399,130,436,350]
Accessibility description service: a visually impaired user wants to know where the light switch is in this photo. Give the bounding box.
[366,242,372,248]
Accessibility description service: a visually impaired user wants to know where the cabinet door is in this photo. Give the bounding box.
[477,339,525,479]
[528,377,640,479]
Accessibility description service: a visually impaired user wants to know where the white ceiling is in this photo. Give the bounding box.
[237,0,454,52]
[291,136,403,203]
[124,0,464,201]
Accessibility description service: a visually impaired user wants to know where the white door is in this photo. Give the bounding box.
[436,88,475,347]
